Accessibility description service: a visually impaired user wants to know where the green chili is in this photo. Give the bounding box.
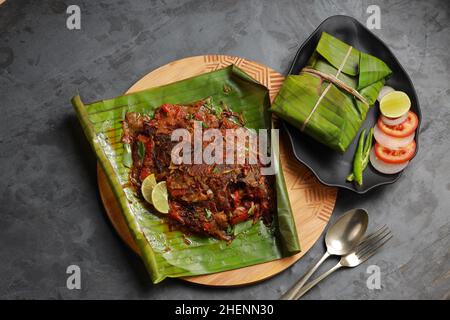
[353,129,366,186]
[362,128,374,166]
[346,128,374,185]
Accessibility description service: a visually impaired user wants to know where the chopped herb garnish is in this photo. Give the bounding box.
[215,106,222,117]
[204,97,213,109]
[223,84,232,94]
[228,116,241,125]
[220,101,230,112]
[137,141,146,160]
[204,208,212,219]
[122,143,133,168]
[185,113,195,120]
[227,225,234,234]
[212,166,221,174]
[247,204,255,216]
[202,97,222,117]
[201,121,209,128]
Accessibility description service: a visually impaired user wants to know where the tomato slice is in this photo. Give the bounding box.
[377,111,418,138]
[374,141,416,164]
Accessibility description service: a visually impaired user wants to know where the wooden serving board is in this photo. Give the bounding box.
[97,55,337,286]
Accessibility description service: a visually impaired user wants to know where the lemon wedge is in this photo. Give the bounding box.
[380,91,411,118]
[141,174,157,204]
[151,181,169,214]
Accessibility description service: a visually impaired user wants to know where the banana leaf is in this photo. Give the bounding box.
[71,65,300,283]
[270,32,392,152]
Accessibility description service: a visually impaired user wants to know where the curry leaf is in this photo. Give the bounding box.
[137,141,145,160]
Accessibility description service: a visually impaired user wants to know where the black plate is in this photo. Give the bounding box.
[282,15,421,194]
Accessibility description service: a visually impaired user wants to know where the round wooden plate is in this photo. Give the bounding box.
[97,55,337,286]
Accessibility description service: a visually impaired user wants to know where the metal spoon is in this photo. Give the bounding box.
[280,208,368,300]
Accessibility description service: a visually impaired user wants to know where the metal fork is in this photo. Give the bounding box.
[293,225,392,299]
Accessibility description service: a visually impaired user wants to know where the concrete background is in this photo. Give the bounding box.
[0,0,449,299]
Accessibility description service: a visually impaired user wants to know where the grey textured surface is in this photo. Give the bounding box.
[0,0,449,300]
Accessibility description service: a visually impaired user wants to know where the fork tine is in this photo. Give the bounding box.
[360,225,387,243]
[358,234,393,263]
[357,226,388,250]
[355,228,391,252]
[358,235,393,264]
[356,227,391,254]
[357,230,391,258]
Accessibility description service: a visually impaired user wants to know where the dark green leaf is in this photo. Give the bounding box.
[316,32,360,76]
[358,52,392,89]
[312,58,357,88]
[270,32,392,153]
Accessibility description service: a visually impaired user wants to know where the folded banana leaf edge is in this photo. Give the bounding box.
[72,65,301,283]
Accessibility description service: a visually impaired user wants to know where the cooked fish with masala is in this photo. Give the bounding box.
[121,99,273,241]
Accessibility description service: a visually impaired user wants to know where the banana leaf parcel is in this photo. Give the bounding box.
[270,32,392,152]
[72,65,300,283]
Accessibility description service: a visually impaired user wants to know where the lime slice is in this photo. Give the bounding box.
[141,174,157,204]
[380,91,411,118]
[151,181,169,214]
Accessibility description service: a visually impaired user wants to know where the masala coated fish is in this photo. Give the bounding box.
[122,100,273,241]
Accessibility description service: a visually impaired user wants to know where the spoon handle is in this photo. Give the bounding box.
[280,251,331,300]
[294,262,343,299]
